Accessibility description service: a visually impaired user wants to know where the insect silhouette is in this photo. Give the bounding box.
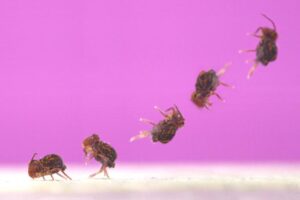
[28,153,72,181]
[191,63,233,109]
[130,105,184,144]
[82,134,117,178]
[239,14,278,79]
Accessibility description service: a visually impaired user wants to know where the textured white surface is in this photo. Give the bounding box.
[1,164,300,199]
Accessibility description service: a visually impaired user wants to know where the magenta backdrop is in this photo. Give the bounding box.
[0,0,299,164]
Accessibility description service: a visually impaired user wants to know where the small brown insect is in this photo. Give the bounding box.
[82,134,117,178]
[191,63,233,109]
[239,14,278,79]
[130,105,184,144]
[28,153,72,181]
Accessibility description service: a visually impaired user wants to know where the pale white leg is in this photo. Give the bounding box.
[130,131,151,142]
[61,171,72,180]
[212,92,225,102]
[245,59,255,64]
[139,118,156,126]
[217,62,232,77]
[89,165,104,178]
[247,62,259,79]
[56,172,67,180]
[204,101,212,110]
[103,167,110,179]
[219,82,235,89]
[239,49,256,54]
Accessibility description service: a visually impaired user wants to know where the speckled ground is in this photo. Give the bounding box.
[1,164,300,199]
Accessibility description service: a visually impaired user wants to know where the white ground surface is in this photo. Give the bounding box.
[1,164,300,199]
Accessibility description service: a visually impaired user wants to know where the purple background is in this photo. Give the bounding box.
[0,0,299,164]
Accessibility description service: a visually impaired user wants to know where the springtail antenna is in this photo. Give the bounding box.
[261,14,276,31]
[31,153,37,161]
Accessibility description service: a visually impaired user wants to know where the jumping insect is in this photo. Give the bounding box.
[130,105,185,144]
[28,153,72,181]
[239,14,278,79]
[191,63,233,109]
[82,134,117,178]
